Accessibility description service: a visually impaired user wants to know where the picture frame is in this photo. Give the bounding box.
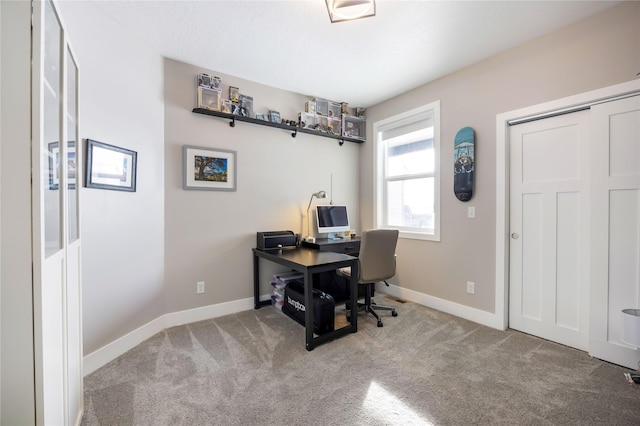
[85,139,137,192]
[255,113,265,121]
[183,145,237,191]
[48,141,77,190]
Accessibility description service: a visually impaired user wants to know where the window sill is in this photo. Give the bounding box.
[398,230,440,242]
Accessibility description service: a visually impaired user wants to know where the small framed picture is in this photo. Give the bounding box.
[85,139,137,192]
[255,113,265,120]
[48,141,77,190]
[229,86,239,103]
[183,145,237,191]
[269,110,281,123]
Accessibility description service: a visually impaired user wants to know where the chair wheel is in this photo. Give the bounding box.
[377,321,383,327]
[392,310,398,317]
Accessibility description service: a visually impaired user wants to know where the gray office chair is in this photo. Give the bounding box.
[338,228,399,327]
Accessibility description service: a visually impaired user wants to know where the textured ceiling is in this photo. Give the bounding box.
[93,0,618,107]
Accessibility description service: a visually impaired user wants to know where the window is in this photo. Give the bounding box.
[374,101,440,241]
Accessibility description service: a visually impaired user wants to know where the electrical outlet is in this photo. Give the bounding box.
[196,281,205,294]
[467,281,475,294]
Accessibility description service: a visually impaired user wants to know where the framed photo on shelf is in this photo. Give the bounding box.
[183,145,237,191]
[85,139,137,192]
[48,141,77,190]
[255,113,265,120]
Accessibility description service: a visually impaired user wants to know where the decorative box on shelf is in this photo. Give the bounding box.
[299,112,317,130]
[305,101,316,113]
[197,86,222,112]
[328,117,342,136]
[316,116,329,132]
[314,98,329,116]
[342,115,366,140]
[328,101,342,118]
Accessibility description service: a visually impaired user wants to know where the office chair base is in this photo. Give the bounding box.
[346,301,397,327]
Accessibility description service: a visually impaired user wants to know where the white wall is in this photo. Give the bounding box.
[56,2,165,356]
[364,2,640,320]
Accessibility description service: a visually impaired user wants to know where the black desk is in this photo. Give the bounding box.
[252,247,358,350]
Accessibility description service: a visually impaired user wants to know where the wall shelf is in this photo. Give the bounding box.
[192,108,365,145]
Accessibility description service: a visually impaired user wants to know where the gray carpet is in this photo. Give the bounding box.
[81,296,640,425]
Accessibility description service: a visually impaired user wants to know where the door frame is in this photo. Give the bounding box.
[494,79,640,330]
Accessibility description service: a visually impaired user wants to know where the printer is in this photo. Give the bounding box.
[256,230,297,250]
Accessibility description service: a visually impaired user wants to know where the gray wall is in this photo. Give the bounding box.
[363,2,640,313]
[163,59,360,313]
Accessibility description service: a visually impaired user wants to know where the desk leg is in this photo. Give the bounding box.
[253,253,260,309]
[304,269,314,351]
[349,258,358,332]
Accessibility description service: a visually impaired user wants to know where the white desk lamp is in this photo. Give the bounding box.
[305,190,327,243]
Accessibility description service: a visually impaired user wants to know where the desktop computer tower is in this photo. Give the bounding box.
[282,281,335,335]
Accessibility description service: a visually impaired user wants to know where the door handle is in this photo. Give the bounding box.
[511,233,519,239]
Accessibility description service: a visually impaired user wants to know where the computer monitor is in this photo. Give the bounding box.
[316,205,350,236]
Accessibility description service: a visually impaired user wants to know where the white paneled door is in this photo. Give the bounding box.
[509,95,640,370]
[32,1,83,424]
[589,96,640,370]
[509,110,590,351]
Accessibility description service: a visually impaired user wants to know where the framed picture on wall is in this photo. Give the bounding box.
[183,145,237,191]
[85,139,137,192]
[48,141,77,190]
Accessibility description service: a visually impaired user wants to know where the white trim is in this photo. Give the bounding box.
[83,296,255,376]
[377,282,505,330]
[164,297,254,328]
[495,79,640,332]
[373,100,441,241]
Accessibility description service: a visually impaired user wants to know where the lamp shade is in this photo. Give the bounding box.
[326,0,375,23]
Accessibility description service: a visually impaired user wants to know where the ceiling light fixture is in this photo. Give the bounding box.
[326,0,376,23]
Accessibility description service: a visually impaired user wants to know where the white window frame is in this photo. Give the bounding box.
[373,101,441,241]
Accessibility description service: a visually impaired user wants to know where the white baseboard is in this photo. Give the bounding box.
[83,296,255,376]
[377,282,506,330]
[84,287,503,376]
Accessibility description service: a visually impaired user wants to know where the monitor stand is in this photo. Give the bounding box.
[328,232,344,240]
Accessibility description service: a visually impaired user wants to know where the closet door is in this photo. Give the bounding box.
[509,110,590,351]
[32,1,83,424]
[589,96,640,370]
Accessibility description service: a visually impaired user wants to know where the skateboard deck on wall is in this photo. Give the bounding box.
[454,127,475,202]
